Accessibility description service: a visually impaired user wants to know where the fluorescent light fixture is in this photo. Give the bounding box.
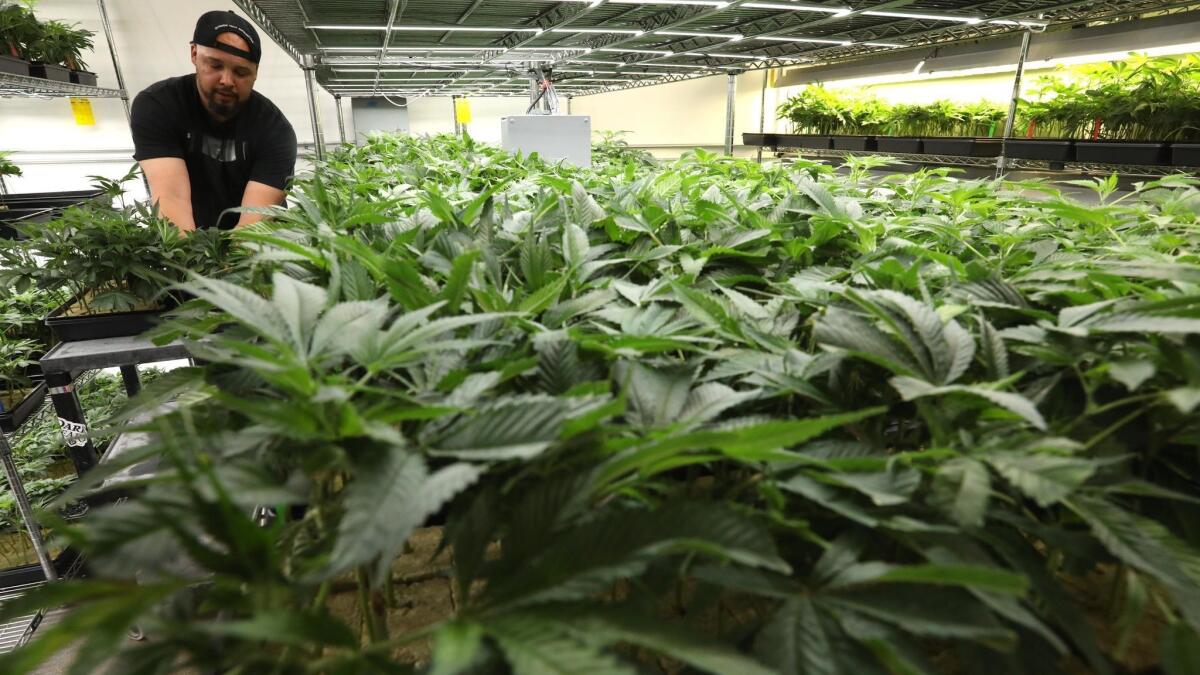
[742,2,850,13]
[758,36,850,45]
[552,27,644,35]
[609,0,728,6]
[861,41,904,48]
[703,52,760,59]
[596,47,674,56]
[655,29,743,39]
[862,11,982,23]
[307,24,541,32]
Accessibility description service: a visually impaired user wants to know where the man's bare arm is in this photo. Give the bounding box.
[236,180,286,228]
[139,157,197,233]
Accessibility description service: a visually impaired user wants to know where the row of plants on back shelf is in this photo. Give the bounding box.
[777,85,1006,137]
[778,53,1200,142]
[0,133,1196,674]
[0,0,96,83]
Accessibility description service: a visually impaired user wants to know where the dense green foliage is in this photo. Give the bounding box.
[2,134,1199,674]
[0,0,93,70]
[778,53,1200,141]
[0,171,233,313]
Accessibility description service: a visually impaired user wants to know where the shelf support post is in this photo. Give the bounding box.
[724,71,739,157]
[95,0,131,123]
[301,54,325,162]
[756,69,768,163]
[335,94,347,145]
[0,431,58,581]
[996,27,1035,178]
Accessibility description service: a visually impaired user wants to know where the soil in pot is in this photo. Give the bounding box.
[1003,139,1074,162]
[1169,143,1200,167]
[69,70,97,87]
[0,55,30,77]
[1074,141,1167,166]
[877,137,923,154]
[832,136,876,151]
[28,63,71,83]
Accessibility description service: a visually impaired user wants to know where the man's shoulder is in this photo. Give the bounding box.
[247,91,296,140]
[138,74,194,98]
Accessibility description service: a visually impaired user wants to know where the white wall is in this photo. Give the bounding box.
[407,96,530,143]
[0,0,349,197]
[351,97,407,143]
[573,72,769,158]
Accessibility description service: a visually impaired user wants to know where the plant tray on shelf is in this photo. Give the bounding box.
[46,292,170,343]
[832,136,876,152]
[69,71,97,87]
[922,137,1002,157]
[1074,141,1167,166]
[0,381,47,433]
[1170,143,1200,167]
[0,55,30,77]
[741,133,778,148]
[0,189,106,210]
[1003,139,1074,161]
[776,134,832,150]
[876,137,922,154]
[28,63,71,83]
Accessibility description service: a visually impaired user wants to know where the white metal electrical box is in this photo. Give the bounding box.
[501,115,592,167]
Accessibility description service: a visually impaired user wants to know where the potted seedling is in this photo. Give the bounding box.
[0,199,229,342]
[0,1,37,77]
[0,336,45,432]
[27,19,92,85]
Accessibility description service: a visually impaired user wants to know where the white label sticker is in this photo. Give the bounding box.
[58,418,89,448]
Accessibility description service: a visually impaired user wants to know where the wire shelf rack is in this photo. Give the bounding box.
[0,73,125,100]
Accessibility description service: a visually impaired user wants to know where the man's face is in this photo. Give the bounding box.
[190,32,257,120]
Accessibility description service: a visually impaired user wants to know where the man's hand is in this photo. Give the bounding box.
[139,157,198,233]
[236,180,286,228]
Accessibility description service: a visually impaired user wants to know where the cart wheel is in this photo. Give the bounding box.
[128,624,145,641]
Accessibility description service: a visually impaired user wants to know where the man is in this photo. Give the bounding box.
[131,10,297,231]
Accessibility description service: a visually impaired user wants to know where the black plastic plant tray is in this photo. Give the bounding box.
[832,136,876,151]
[0,207,54,240]
[1074,141,1167,166]
[0,189,105,210]
[0,382,47,433]
[46,293,168,343]
[1003,139,1074,161]
[0,55,29,77]
[69,71,97,87]
[742,133,778,147]
[923,137,1002,157]
[776,134,832,150]
[877,137,922,154]
[28,63,70,83]
[1169,143,1200,167]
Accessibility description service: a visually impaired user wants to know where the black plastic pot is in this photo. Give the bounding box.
[69,70,97,87]
[742,133,778,148]
[1169,143,1200,167]
[876,137,923,154]
[1074,141,1167,166]
[28,63,71,83]
[1003,139,1074,162]
[776,134,832,150]
[0,54,30,77]
[922,137,1002,157]
[0,381,47,433]
[46,292,169,342]
[832,135,876,151]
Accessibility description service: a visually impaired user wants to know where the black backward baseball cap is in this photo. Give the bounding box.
[192,10,262,64]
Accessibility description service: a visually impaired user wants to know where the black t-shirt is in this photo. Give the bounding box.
[131,74,297,230]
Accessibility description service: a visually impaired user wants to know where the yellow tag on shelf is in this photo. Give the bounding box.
[70,97,95,126]
[455,98,473,124]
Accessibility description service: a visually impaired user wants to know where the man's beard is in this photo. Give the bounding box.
[205,88,243,118]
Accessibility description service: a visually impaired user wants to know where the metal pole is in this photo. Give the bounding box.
[301,54,325,162]
[335,95,347,145]
[567,95,573,115]
[0,432,58,581]
[724,72,738,157]
[451,95,460,136]
[757,68,768,163]
[996,28,1035,178]
[95,0,131,123]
